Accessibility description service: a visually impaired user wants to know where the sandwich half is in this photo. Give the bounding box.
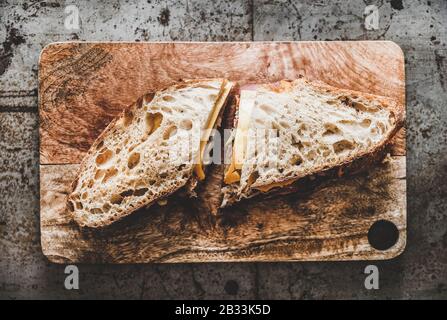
[68,79,233,228]
[222,77,405,207]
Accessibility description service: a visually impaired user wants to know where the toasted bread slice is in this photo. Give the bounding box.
[222,77,405,207]
[68,79,233,228]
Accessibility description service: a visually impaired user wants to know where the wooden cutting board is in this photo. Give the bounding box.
[39,41,406,263]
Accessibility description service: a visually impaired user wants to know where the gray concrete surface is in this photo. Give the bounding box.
[0,0,446,299]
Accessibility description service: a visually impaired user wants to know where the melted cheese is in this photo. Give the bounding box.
[194,80,233,180]
[224,89,257,184]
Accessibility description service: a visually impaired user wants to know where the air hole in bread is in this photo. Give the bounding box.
[161,106,173,113]
[180,119,193,130]
[340,96,351,106]
[133,179,146,188]
[110,194,123,205]
[91,208,103,214]
[163,126,178,140]
[333,140,355,154]
[128,152,141,169]
[361,119,372,127]
[81,192,87,200]
[134,188,148,196]
[323,123,341,136]
[307,150,317,161]
[95,148,113,168]
[162,95,175,102]
[102,203,111,212]
[279,121,290,129]
[159,172,168,179]
[120,189,134,198]
[290,155,303,166]
[259,104,275,114]
[292,136,305,151]
[96,141,104,150]
[75,201,83,210]
[102,167,118,183]
[145,112,163,136]
[377,122,385,133]
[94,169,104,180]
[352,101,379,113]
[87,180,94,188]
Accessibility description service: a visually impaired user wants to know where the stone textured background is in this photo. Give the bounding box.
[0,0,446,299]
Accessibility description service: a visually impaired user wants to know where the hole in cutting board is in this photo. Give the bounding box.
[367,219,399,251]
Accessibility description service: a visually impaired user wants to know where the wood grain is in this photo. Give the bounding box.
[39,41,406,263]
[41,157,405,263]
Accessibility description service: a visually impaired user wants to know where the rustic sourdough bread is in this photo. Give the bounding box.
[222,78,405,207]
[68,79,233,228]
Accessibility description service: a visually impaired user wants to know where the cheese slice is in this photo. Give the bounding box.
[224,89,257,184]
[194,80,233,180]
[224,153,240,184]
[233,90,257,169]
